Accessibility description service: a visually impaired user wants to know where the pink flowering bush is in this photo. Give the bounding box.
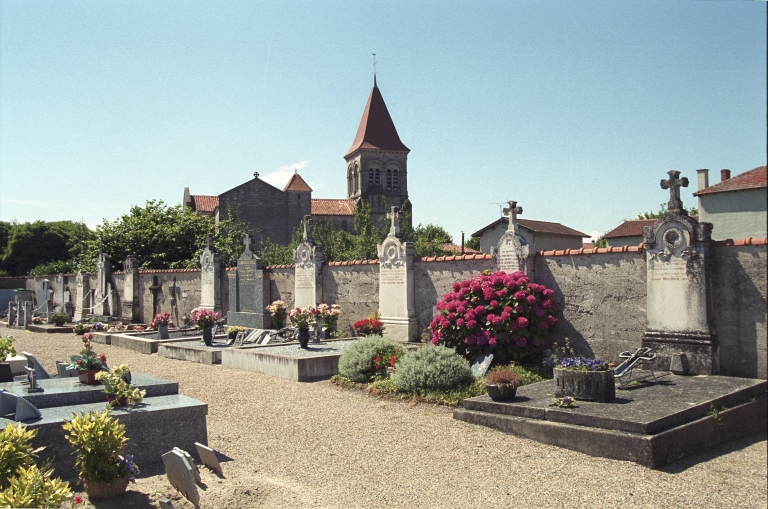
[429,270,559,363]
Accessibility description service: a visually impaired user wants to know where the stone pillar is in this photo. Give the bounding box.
[74,271,90,321]
[228,234,270,328]
[18,301,32,328]
[123,255,141,323]
[7,302,17,328]
[641,170,718,375]
[94,253,110,316]
[199,235,222,315]
[492,200,534,276]
[38,279,52,319]
[378,207,418,342]
[54,274,65,312]
[293,216,323,309]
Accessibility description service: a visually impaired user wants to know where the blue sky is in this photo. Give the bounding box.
[1,0,766,243]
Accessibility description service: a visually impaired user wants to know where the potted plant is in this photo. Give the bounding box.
[31,316,45,325]
[266,300,288,329]
[150,312,173,339]
[62,410,139,499]
[0,335,17,383]
[484,365,523,401]
[73,323,91,335]
[352,310,385,337]
[289,307,319,348]
[554,357,615,402]
[317,303,341,339]
[66,333,107,384]
[95,365,145,406]
[50,312,69,327]
[226,325,246,339]
[191,309,219,346]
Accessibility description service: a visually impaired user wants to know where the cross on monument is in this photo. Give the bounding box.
[503,200,523,234]
[387,206,401,237]
[206,233,214,251]
[242,234,252,253]
[660,170,689,212]
[302,215,313,241]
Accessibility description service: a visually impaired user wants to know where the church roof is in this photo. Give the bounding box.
[693,166,767,196]
[283,173,313,192]
[345,79,409,158]
[311,198,355,216]
[191,195,219,213]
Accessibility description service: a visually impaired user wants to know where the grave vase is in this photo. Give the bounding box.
[202,327,213,346]
[554,368,615,403]
[297,328,310,349]
[84,477,129,499]
[158,325,170,340]
[78,369,100,385]
[485,383,518,402]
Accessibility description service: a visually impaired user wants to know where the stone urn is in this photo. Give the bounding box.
[485,383,518,401]
[84,477,129,499]
[554,368,615,403]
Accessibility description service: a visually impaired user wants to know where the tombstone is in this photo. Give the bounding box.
[74,271,90,321]
[54,274,65,312]
[123,255,141,323]
[293,216,323,309]
[158,499,176,509]
[162,449,200,508]
[94,253,110,316]
[17,301,32,328]
[38,279,52,318]
[199,235,222,315]
[492,200,534,276]
[377,207,418,342]
[173,447,201,484]
[641,170,718,375]
[195,442,223,476]
[470,353,494,378]
[7,302,17,328]
[228,235,270,328]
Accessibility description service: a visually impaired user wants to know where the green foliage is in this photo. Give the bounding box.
[28,260,78,276]
[330,374,356,389]
[337,336,405,382]
[0,220,92,276]
[62,410,129,483]
[0,423,43,489]
[351,200,387,260]
[258,237,296,266]
[636,203,698,220]
[409,224,452,258]
[50,313,69,325]
[592,236,607,248]
[488,363,545,386]
[0,336,16,360]
[0,464,72,508]
[392,345,474,392]
[464,236,480,251]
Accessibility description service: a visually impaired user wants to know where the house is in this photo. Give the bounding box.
[471,218,588,254]
[602,219,656,247]
[693,166,767,241]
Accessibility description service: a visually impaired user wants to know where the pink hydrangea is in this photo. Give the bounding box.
[516,336,527,347]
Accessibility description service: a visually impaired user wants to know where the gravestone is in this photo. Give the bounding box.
[199,235,222,315]
[162,450,200,508]
[54,274,65,312]
[195,442,223,476]
[123,255,141,323]
[293,216,323,309]
[38,279,52,318]
[228,235,270,328]
[470,353,494,377]
[17,301,32,328]
[7,302,17,328]
[74,271,90,321]
[492,200,534,276]
[94,253,110,316]
[641,170,718,375]
[377,207,418,342]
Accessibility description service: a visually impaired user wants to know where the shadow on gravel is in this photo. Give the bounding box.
[661,432,767,473]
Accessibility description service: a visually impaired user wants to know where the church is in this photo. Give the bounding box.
[183,77,412,248]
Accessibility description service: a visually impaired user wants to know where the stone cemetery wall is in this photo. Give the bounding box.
[267,266,295,310]
[710,241,767,379]
[323,261,380,335]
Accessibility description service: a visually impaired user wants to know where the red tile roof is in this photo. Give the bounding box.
[693,166,767,196]
[471,217,588,238]
[311,199,355,216]
[603,216,699,239]
[283,173,313,192]
[441,243,480,254]
[191,195,219,213]
[345,79,409,157]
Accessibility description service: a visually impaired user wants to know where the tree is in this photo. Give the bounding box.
[410,224,452,258]
[0,220,92,276]
[637,203,698,220]
[464,236,480,251]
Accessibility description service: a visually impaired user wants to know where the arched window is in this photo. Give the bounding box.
[368,169,374,186]
[386,170,392,191]
[375,169,380,185]
[393,170,399,192]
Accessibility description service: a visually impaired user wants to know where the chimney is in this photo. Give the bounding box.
[720,169,731,182]
[696,169,709,191]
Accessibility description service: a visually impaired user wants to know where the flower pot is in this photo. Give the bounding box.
[54,319,67,327]
[158,325,170,339]
[202,327,213,346]
[485,383,518,401]
[297,328,310,349]
[84,477,130,499]
[554,368,615,402]
[78,369,100,385]
[108,395,128,406]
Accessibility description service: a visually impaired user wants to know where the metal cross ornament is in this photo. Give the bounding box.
[503,200,523,233]
[660,170,689,212]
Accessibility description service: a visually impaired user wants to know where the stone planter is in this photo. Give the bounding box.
[485,383,518,401]
[158,325,170,340]
[84,477,129,499]
[78,369,101,385]
[554,368,615,402]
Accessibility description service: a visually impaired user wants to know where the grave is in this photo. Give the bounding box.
[0,372,208,479]
[162,449,201,508]
[293,216,323,309]
[455,374,766,468]
[94,253,111,316]
[123,255,141,323]
[93,329,225,355]
[377,206,418,342]
[228,235,269,328]
[158,340,230,365]
[641,171,718,375]
[199,235,222,315]
[492,200,534,276]
[74,271,90,322]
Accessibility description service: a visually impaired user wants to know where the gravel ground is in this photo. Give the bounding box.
[7,329,767,509]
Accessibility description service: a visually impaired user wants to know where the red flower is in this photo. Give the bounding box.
[75,495,84,504]
[390,355,397,367]
[98,354,107,363]
[76,359,83,366]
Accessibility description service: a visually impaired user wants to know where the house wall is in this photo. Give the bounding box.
[606,235,644,247]
[478,224,582,253]
[698,188,767,241]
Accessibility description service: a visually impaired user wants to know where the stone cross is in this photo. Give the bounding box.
[660,170,689,212]
[302,215,313,241]
[242,234,252,253]
[206,233,214,251]
[387,206,401,237]
[503,200,523,234]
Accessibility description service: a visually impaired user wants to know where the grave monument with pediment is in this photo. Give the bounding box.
[492,200,534,276]
[641,170,718,375]
[199,235,222,316]
[293,216,323,310]
[94,253,111,316]
[74,271,90,321]
[377,207,418,342]
[228,234,270,328]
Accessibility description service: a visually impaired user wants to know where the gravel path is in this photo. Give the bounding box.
[7,329,767,509]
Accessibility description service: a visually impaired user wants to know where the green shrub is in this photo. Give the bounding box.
[62,410,130,483]
[507,363,547,385]
[392,345,473,392]
[0,423,43,489]
[338,336,405,382]
[0,464,71,508]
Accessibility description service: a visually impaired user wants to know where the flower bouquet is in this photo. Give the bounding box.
[67,333,106,384]
[352,318,384,337]
[150,312,173,329]
[317,303,341,338]
[266,300,288,329]
[191,309,219,328]
[95,364,146,406]
[289,307,318,330]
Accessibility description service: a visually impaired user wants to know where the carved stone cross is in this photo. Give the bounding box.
[206,233,214,251]
[660,170,689,212]
[302,215,313,241]
[242,234,252,253]
[503,200,523,234]
[387,206,401,237]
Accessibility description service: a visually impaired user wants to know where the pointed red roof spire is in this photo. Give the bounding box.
[283,172,313,192]
[345,79,409,158]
